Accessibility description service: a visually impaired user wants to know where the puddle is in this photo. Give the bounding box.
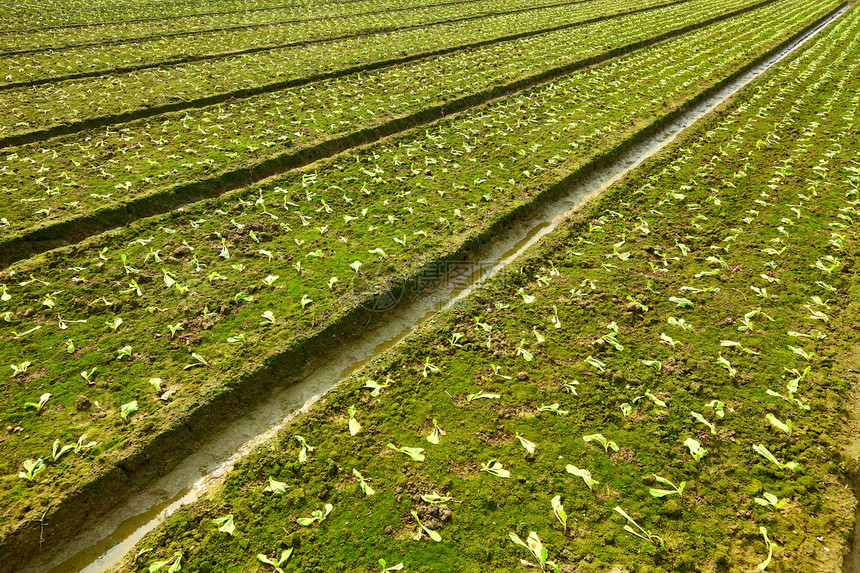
[25,6,849,572]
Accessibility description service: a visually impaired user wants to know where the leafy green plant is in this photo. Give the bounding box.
[550,496,567,531]
[353,469,375,496]
[364,378,390,396]
[73,434,98,454]
[566,465,598,491]
[420,492,453,504]
[538,403,568,416]
[296,435,315,463]
[426,419,444,444]
[257,548,293,573]
[691,411,716,435]
[10,361,31,377]
[387,443,425,462]
[613,506,665,549]
[183,352,208,370]
[52,439,73,461]
[757,526,776,570]
[120,400,139,422]
[411,510,442,542]
[752,444,800,472]
[297,504,333,526]
[212,514,235,535]
[378,559,404,572]
[684,437,708,462]
[648,474,686,498]
[515,433,536,455]
[348,405,361,436]
[509,531,559,572]
[466,391,500,402]
[480,459,510,478]
[765,413,792,436]
[754,492,788,510]
[583,433,618,453]
[18,458,46,482]
[149,551,182,572]
[264,477,288,495]
[24,392,51,414]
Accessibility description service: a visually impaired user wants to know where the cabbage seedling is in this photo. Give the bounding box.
[149,551,182,572]
[18,458,45,482]
[260,311,276,325]
[550,496,567,531]
[352,469,375,496]
[24,392,51,414]
[74,434,97,454]
[716,355,736,378]
[691,412,716,435]
[411,510,442,542]
[563,380,580,394]
[515,433,536,455]
[121,401,139,422]
[423,358,441,377]
[491,364,511,379]
[583,434,618,453]
[212,514,235,535]
[516,341,534,362]
[754,491,788,509]
[378,559,404,571]
[584,356,606,373]
[297,503,333,526]
[348,405,361,436]
[613,506,665,549]
[466,391,500,402]
[633,391,666,408]
[116,345,133,360]
[620,403,632,417]
[538,403,568,416]
[480,459,510,478]
[684,438,707,462]
[421,492,453,504]
[757,526,775,570]
[364,379,390,397]
[183,352,208,370]
[765,413,792,436]
[52,439,73,461]
[264,477,288,495]
[509,531,559,572]
[706,400,725,417]
[296,436,315,463]
[649,474,686,498]
[517,288,535,304]
[150,378,162,393]
[752,444,800,472]
[565,465,598,491]
[669,296,694,308]
[641,359,662,371]
[257,548,293,573]
[10,361,31,377]
[387,443,425,462]
[426,419,444,444]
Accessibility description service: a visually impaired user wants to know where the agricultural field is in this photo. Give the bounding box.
[0,0,858,572]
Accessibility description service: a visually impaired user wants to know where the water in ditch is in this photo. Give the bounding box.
[25,6,849,572]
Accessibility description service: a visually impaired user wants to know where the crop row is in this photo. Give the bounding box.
[0,0,653,85]
[0,0,386,31]
[113,8,860,571]
[0,0,496,51]
[0,0,563,54]
[0,4,840,565]
[0,0,722,134]
[0,0,816,247]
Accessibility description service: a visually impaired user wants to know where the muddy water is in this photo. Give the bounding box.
[26,6,849,572]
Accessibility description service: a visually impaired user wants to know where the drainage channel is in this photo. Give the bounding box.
[28,5,848,573]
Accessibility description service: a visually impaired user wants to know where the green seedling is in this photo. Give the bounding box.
[563,380,580,394]
[18,458,46,482]
[517,288,535,304]
[649,474,686,498]
[297,504,333,526]
[550,496,567,531]
[566,465,599,491]
[720,339,760,355]
[716,355,736,378]
[706,400,726,418]
[426,419,444,444]
[660,333,679,348]
[787,345,813,361]
[296,435,315,463]
[669,296,694,308]
[423,358,441,377]
[684,437,708,462]
[183,352,208,370]
[226,333,246,344]
[353,469,375,496]
[752,444,801,472]
[411,510,442,542]
[614,506,665,549]
[668,316,693,331]
[150,378,162,393]
[766,389,811,411]
[387,443,425,462]
[166,323,184,337]
[621,402,632,417]
[257,548,293,573]
[74,434,98,454]
[757,526,776,570]
[480,459,510,478]
[641,359,661,371]
[583,434,619,453]
[212,514,235,535]
[13,325,42,339]
[420,492,453,504]
[538,403,569,416]
[365,378,390,397]
[492,364,511,379]
[551,305,562,329]
[149,551,182,572]
[466,391,500,402]
[116,345,132,360]
[10,361,31,377]
[509,531,559,572]
[24,392,51,414]
[106,316,123,331]
[120,400,139,422]
[264,477,288,495]
[765,413,792,436]
[52,439,73,461]
[449,331,465,347]
[515,433,536,455]
[516,340,534,362]
[348,405,361,436]
[260,310,277,325]
[584,355,606,373]
[80,368,97,384]
[378,559,405,571]
[754,492,788,510]
[633,390,666,408]
[691,411,716,435]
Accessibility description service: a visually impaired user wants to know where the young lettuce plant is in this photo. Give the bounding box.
[348,405,361,436]
[752,444,800,472]
[538,403,569,416]
[426,419,444,444]
[297,504,333,526]
[411,510,442,542]
[264,477,288,495]
[691,411,716,435]
[378,559,405,572]
[765,413,792,436]
[583,434,619,453]
[421,492,453,504]
[480,459,510,478]
[352,469,375,496]
[754,492,788,510]
[24,392,51,414]
[18,458,46,482]
[757,526,776,570]
[120,401,139,423]
[566,465,599,491]
[509,531,559,572]
[466,391,500,402]
[515,432,536,455]
[364,378,390,397]
[684,438,708,462]
[257,548,293,573]
[52,439,74,461]
[648,475,686,498]
[296,435,315,463]
[148,551,183,572]
[212,514,235,535]
[550,496,567,531]
[613,506,665,549]
[387,443,425,462]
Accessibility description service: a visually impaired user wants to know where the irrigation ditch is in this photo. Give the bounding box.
[9,4,852,572]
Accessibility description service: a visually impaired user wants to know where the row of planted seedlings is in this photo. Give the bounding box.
[0,0,748,136]
[0,0,336,30]
[0,0,517,52]
[0,0,654,85]
[0,0,844,552]
[0,0,825,244]
[117,8,860,571]
[1,0,561,56]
